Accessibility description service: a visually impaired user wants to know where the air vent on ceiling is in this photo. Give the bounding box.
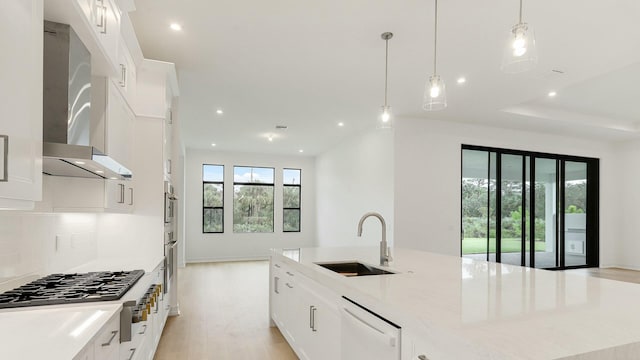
[275,125,288,130]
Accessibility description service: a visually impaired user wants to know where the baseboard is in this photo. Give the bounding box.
[600,264,640,271]
[186,255,269,264]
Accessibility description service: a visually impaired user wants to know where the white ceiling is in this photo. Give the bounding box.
[129,0,640,156]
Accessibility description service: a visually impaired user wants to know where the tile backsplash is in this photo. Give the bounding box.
[0,212,98,291]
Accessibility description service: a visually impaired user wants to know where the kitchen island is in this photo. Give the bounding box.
[270,247,640,359]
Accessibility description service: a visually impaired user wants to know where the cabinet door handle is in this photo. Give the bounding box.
[0,135,7,182]
[274,277,279,294]
[274,264,281,268]
[118,183,125,203]
[138,324,147,335]
[126,348,137,360]
[129,187,134,205]
[96,0,107,34]
[119,64,127,87]
[310,305,317,331]
[418,355,429,360]
[101,330,118,346]
[285,283,293,289]
[167,159,172,174]
[286,271,294,277]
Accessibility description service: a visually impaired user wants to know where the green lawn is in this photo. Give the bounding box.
[462,238,546,254]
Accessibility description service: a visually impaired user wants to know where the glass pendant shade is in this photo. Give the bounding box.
[377,105,393,129]
[501,22,538,73]
[423,75,447,111]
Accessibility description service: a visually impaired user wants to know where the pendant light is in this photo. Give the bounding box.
[501,0,538,73]
[378,32,394,129]
[423,0,446,111]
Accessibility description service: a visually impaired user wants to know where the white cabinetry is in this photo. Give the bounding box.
[0,0,43,210]
[270,259,341,360]
[72,311,120,360]
[115,36,137,108]
[72,0,121,74]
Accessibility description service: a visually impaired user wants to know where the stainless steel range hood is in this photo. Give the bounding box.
[43,21,132,180]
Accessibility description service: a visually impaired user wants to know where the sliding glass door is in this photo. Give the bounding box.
[461,146,599,270]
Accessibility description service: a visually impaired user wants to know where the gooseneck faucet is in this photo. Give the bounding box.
[357,212,391,266]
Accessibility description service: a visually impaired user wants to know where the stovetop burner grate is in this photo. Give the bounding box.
[0,270,145,309]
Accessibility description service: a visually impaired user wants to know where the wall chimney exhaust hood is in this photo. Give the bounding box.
[42,21,132,180]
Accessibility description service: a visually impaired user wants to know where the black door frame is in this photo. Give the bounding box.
[461,145,600,270]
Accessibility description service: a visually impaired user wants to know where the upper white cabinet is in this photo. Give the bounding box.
[0,0,44,210]
[45,0,122,77]
[136,60,179,181]
[115,36,137,108]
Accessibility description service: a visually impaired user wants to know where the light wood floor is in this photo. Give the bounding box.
[153,262,640,360]
[153,261,297,360]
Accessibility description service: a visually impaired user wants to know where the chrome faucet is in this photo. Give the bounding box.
[357,212,391,266]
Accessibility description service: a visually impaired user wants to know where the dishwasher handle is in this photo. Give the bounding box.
[342,307,398,347]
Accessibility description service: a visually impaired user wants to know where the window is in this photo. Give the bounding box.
[203,164,224,233]
[233,166,274,232]
[283,168,301,232]
[461,145,599,270]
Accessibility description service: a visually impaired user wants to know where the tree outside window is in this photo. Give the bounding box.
[233,166,274,233]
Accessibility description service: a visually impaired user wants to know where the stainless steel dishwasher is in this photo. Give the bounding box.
[340,297,401,360]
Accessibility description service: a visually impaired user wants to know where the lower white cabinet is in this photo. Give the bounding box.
[270,258,341,360]
[72,311,120,360]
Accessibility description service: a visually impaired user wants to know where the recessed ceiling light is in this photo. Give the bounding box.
[95,170,104,174]
[216,109,223,115]
[74,161,85,165]
[338,122,344,127]
[457,77,466,84]
[298,149,304,153]
[170,23,182,31]
[211,143,216,147]
[268,136,273,142]
[548,91,557,97]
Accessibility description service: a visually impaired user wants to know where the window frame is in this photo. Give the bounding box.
[283,168,301,232]
[232,166,275,233]
[203,164,224,233]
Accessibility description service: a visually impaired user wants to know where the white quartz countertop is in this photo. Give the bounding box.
[0,303,122,360]
[272,246,640,359]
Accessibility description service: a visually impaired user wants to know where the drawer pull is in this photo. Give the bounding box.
[285,283,293,289]
[286,271,294,276]
[101,330,118,346]
[418,355,429,360]
[274,263,281,268]
[138,324,147,335]
[0,135,7,182]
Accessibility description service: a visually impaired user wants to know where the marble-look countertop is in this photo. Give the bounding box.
[0,303,122,360]
[272,246,640,359]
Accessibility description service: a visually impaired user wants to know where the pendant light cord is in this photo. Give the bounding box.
[384,38,389,107]
[519,0,523,23]
[433,0,438,75]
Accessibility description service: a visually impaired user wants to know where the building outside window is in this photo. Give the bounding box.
[203,164,224,233]
[283,168,301,232]
[233,166,274,232]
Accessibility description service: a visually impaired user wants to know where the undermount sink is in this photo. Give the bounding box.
[315,261,396,277]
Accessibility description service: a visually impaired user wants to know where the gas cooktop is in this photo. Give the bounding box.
[0,270,145,309]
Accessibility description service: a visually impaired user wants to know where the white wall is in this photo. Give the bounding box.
[394,118,619,267]
[315,129,394,248]
[610,140,640,269]
[185,148,316,262]
[0,212,99,292]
